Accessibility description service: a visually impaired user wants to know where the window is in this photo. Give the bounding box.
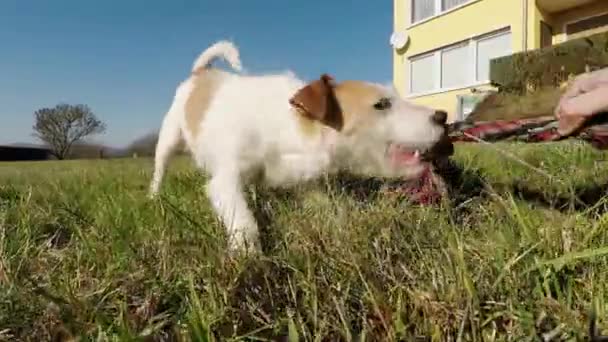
[442,0,468,11]
[411,0,471,24]
[441,43,471,88]
[411,0,436,23]
[408,28,511,95]
[475,30,511,82]
[410,54,436,94]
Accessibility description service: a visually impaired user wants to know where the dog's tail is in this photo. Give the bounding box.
[149,40,242,198]
[191,40,242,74]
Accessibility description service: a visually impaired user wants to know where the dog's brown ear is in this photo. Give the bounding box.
[289,74,343,131]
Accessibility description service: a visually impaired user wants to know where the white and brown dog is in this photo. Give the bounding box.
[149,40,450,252]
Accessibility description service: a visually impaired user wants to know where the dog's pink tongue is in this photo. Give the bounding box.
[389,145,420,166]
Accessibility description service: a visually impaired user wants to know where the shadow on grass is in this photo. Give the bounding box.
[246,158,492,255]
[434,157,608,216]
[511,182,608,215]
[211,259,298,340]
[443,160,608,216]
[212,256,406,341]
[213,153,608,340]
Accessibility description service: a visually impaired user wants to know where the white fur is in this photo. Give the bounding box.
[191,40,242,73]
[149,40,446,253]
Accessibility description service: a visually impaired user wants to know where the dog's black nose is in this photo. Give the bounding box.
[432,110,448,125]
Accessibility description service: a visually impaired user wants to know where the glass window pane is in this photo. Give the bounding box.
[441,43,470,88]
[476,31,512,82]
[410,54,436,93]
[442,0,468,11]
[412,0,435,23]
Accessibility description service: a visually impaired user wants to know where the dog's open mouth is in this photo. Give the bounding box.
[382,138,453,205]
[385,142,428,166]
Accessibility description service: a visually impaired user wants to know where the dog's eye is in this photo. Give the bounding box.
[373,98,392,111]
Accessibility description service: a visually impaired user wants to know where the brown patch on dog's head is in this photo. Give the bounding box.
[290,76,396,135]
[332,81,391,133]
[289,74,344,131]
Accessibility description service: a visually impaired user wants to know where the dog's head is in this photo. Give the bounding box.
[290,74,452,179]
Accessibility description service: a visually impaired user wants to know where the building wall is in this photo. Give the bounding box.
[529,1,554,48]
[393,0,608,122]
[393,0,532,121]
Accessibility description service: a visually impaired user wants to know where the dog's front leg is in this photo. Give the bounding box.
[207,171,261,253]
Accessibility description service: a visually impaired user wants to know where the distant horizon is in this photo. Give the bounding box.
[2,140,131,150]
[1,0,394,148]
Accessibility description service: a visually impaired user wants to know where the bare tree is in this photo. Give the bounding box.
[32,103,106,160]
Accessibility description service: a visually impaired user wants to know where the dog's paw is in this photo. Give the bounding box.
[227,229,262,256]
[147,183,162,200]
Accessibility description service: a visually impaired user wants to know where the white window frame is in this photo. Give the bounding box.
[409,0,479,27]
[456,94,472,122]
[407,27,511,98]
[456,90,495,121]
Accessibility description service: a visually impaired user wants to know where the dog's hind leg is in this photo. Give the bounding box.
[207,167,261,253]
[149,104,183,198]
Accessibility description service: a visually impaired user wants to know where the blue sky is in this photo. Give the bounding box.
[0,0,394,147]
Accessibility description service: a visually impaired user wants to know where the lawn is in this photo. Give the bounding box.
[2,141,608,341]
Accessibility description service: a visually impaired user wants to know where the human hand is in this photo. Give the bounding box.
[554,67,608,135]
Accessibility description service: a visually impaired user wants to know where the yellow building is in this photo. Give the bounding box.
[392,0,608,122]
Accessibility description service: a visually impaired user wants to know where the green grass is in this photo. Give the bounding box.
[2,141,608,341]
